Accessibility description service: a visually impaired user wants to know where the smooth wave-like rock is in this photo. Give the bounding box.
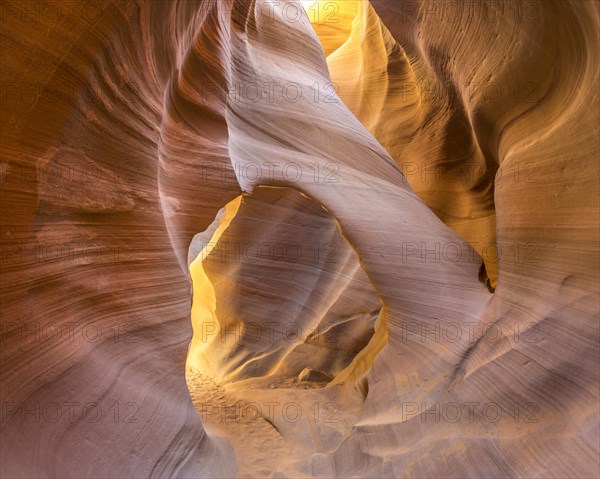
[1,1,598,478]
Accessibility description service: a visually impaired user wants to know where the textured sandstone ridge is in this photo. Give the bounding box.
[1,1,598,478]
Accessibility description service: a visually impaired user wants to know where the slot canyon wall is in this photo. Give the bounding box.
[1,0,598,478]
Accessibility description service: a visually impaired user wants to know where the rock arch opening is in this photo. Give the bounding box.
[185,186,384,392]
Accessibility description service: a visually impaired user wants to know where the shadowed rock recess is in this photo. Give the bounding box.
[1,1,598,478]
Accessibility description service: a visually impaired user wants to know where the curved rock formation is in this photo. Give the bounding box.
[1,1,598,478]
[187,186,381,383]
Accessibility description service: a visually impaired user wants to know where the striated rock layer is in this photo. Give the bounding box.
[1,1,598,478]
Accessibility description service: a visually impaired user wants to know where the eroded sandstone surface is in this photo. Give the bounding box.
[1,1,598,478]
